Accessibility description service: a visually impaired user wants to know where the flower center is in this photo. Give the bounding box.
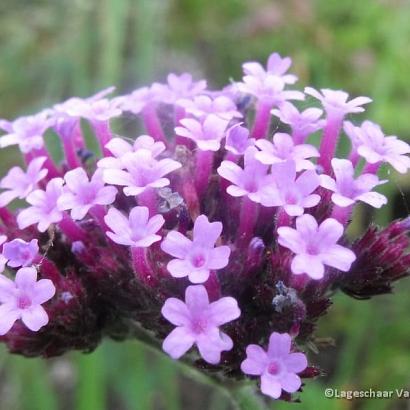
[267,360,282,375]
[191,317,208,334]
[17,294,32,310]
[306,243,320,255]
[191,252,206,268]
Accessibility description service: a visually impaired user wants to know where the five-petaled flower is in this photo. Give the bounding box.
[104,206,164,247]
[2,238,39,268]
[278,214,356,279]
[161,285,240,364]
[241,332,307,399]
[161,214,231,283]
[0,267,55,335]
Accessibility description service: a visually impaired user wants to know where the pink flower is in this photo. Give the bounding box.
[255,133,319,171]
[114,87,154,115]
[320,159,387,208]
[0,267,55,335]
[259,161,320,216]
[151,73,207,104]
[177,95,242,120]
[225,123,255,156]
[242,52,298,84]
[175,114,229,151]
[278,214,356,279]
[102,149,181,196]
[2,239,39,268]
[271,102,324,142]
[58,168,117,220]
[304,87,372,118]
[354,121,410,174]
[17,178,64,233]
[98,135,166,170]
[161,285,240,364]
[104,206,164,247]
[217,147,270,203]
[0,157,48,207]
[0,111,51,153]
[241,332,307,399]
[238,75,304,106]
[161,214,231,283]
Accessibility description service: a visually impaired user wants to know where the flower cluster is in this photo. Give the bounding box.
[0,52,409,402]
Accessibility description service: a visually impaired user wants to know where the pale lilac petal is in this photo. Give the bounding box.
[291,254,325,279]
[207,246,230,270]
[15,267,37,290]
[184,285,209,312]
[317,218,344,244]
[193,215,222,248]
[277,228,304,253]
[161,298,191,326]
[280,373,302,393]
[260,374,282,399]
[268,332,291,357]
[32,279,56,305]
[167,259,192,278]
[0,304,20,335]
[241,345,268,375]
[162,326,196,359]
[187,268,210,284]
[197,328,233,364]
[21,305,49,331]
[208,296,240,326]
[356,191,387,208]
[284,353,308,373]
[161,231,192,258]
[321,245,356,272]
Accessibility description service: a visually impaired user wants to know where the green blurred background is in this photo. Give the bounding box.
[0,0,409,409]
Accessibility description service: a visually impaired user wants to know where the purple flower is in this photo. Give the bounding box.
[175,114,229,151]
[115,87,154,115]
[104,206,164,247]
[151,73,207,104]
[102,149,181,196]
[161,285,240,364]
[17,178,64,233]
[0,157,48,207]
[320,159,387,208]
[255,133,319,171]
[177,95,242,120]
[259,161,320,216]
[2,239,39,268]
[354,121,410,174]
[304,87,372,119]
[241,332,307,399]
[0,267,55,334]
[217,147,270,203]
[0,111,51,153]
[271,102,324,143]
[225,123,255,156]
[238,75,304,106]
[98,136,166,170]
[58,168,117,220]
[278,214,356,279]
[242,52,298,84]
[161,214,231,283]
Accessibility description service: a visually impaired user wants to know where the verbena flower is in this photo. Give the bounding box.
[0,51,408,404]
[161,285,240,364]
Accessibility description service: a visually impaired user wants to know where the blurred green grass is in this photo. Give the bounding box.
[0,0,409,409]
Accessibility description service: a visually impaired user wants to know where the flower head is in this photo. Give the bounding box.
[278,214,356,279]
[161,215,231,283]
[259,161,320,216]
[241,332,307,399]
[102,149,181,196]
[217,147,270,203]
[354,121,410,173]
[161,285,240,364]
[0,267,55,334]
[225,123,255,155]
[104,206,164,247]
[175,114,229,151]
[17,178,64,232]
[255,133,319,171]
[2,239,39,268]
[0,157,48,207]
[320,159,387,208]
[304,87,372,119]
[58,168,117,220]
[0,111,51,153]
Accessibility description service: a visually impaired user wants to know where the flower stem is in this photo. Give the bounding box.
[318,114,343,173]
[363,162,381,175]
[142,103,167,144]
[131,246,157,286]
[195,150,214,199]
[138,188,158,216]
[58,215,88,241]
[251,100,272,139]
[237,197,259,246]
[331,204,353,225]
[92,120,113,157]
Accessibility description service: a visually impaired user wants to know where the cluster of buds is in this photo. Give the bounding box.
[0,52,409,401]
